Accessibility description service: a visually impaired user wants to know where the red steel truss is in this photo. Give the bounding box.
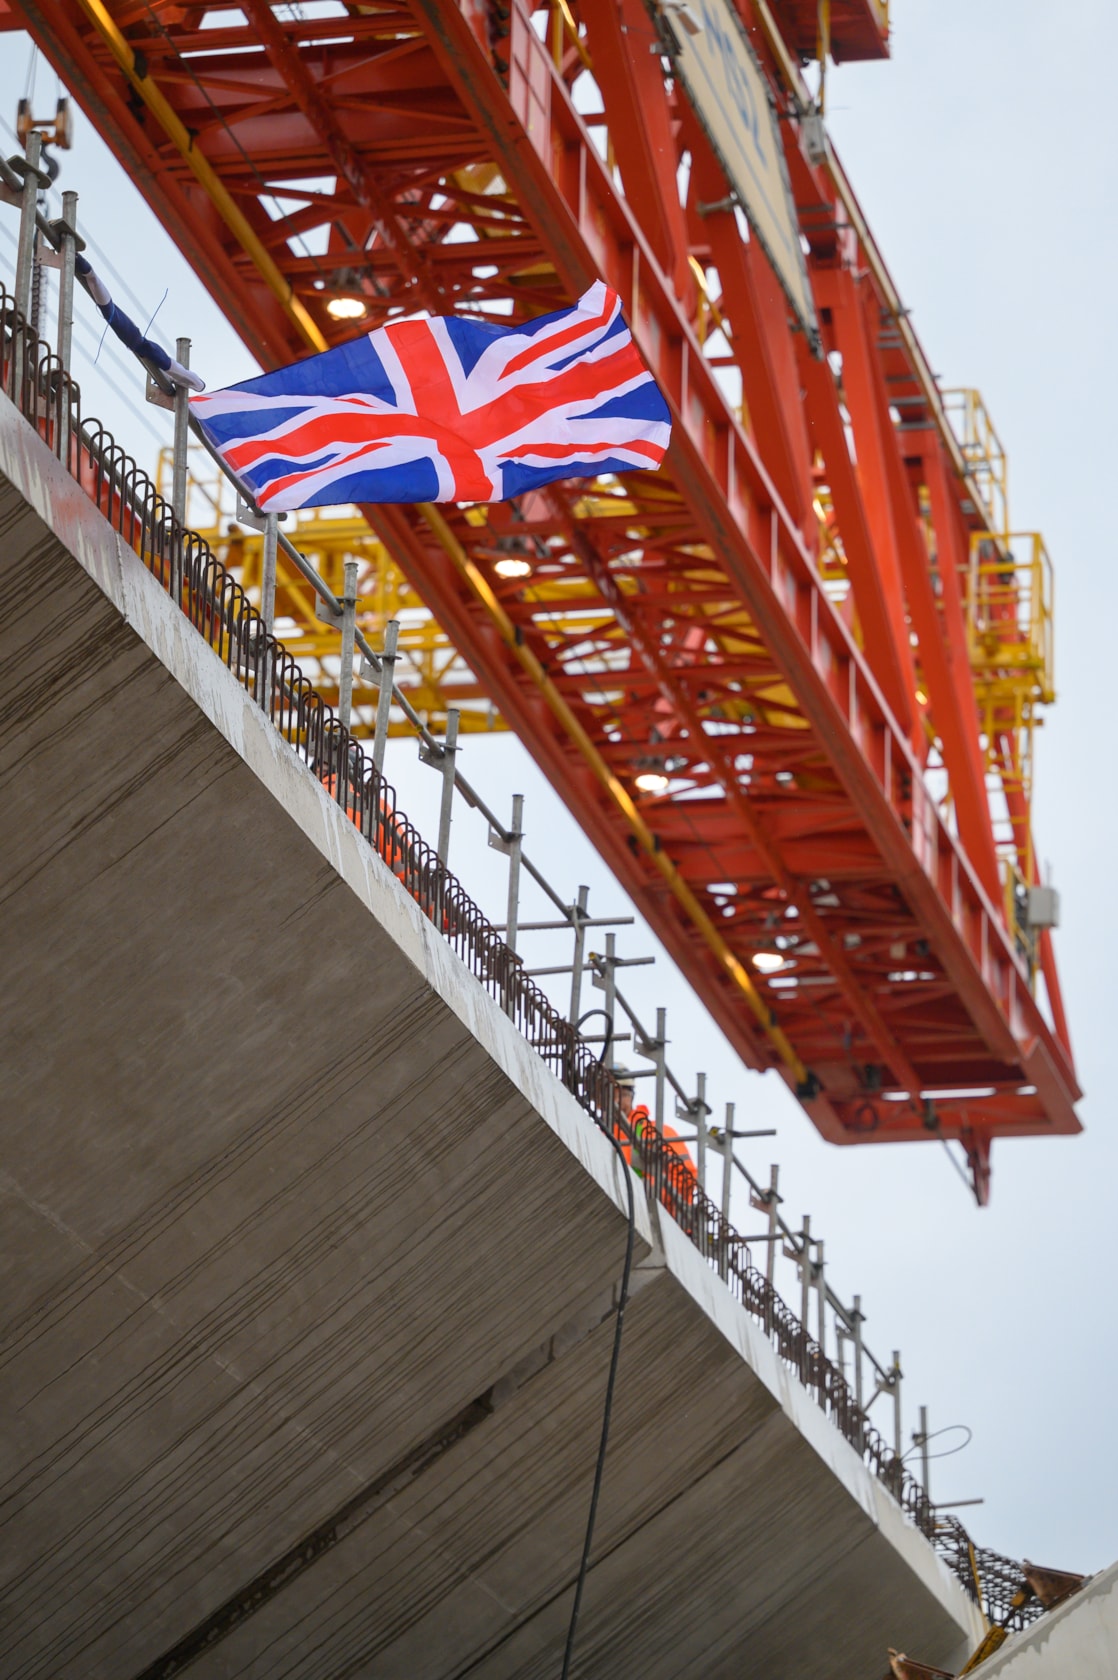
[4,0,1079,1197]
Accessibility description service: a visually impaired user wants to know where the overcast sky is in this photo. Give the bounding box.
[1,0,1113,1576]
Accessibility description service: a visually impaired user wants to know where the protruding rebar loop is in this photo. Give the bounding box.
[372,618,398,776]
[436,706,459,867]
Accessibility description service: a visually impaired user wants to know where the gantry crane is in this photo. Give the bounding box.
[5,0,1078,1199]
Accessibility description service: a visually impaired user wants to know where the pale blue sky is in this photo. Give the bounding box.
[1,0,1113,1573]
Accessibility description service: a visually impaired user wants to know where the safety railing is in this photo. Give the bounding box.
[0,201,1042,1629]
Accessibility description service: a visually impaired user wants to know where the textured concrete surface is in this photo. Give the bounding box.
[0,390,986,1677]
[969,1562,1118,1679]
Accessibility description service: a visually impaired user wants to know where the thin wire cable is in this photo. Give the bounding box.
[560,1122,633,1680]
[901,1423,973,1464]
[560,1008,629,1680]
[141,286,169,340]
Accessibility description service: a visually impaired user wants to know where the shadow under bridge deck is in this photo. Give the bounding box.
[0,389,984,1676]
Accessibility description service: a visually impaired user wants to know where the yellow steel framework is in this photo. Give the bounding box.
[944,387,1009,541]
[159,447,508,737]
[159,448,811,751]
[943,392,1055,882]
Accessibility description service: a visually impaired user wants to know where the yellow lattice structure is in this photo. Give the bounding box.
[943,388,1009,541]
[158,447,507,737]
[941,389,1056,955]
[964,529,1054,882]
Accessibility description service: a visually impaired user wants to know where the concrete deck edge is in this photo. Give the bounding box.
[1,391,985,1649]
[652,1205,987,1643]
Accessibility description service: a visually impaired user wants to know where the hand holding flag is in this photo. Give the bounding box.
[189,282,671,512]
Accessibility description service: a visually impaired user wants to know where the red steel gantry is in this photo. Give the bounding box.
[2,0,1079,1198]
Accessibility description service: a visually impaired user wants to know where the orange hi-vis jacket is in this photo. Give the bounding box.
[620,1103,698,1186]
[321,770,362,826]
[320,774,455,933]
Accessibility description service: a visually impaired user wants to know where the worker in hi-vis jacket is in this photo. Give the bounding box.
[614,1071,699,1226]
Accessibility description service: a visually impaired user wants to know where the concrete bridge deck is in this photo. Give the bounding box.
[0,388,986,1677]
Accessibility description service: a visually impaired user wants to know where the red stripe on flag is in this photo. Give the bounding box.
[500,289,618,378]
[499,438,665,462]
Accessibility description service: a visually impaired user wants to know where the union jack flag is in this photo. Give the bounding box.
[189,282,671,512]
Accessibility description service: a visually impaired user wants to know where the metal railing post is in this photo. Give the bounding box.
[171,337,191,523]
[568,884,589,1025]
[260,512,279,632]
[602,933,618,1054]
[695,1070,707,1194]
[851,1294,865,1447]
[721,1102,734,1223]
[371,618,398,776]
[798,1214,812,1379]
[256,512,279,717]
[504,793,524,954]
[170,336,191,602]
[55,191,79,370]
[653,1007,667,1135]
[486,790,524,1019]
[815,1239,826,1364]
[436,707,459,865]
[14,131,41,324]
[765,1165,780,1293]
[718,1100,734,1280]
[55,189,78,462]
[916,1403,930,1501]
[892,1350,903,1459]
[337,556,359,732]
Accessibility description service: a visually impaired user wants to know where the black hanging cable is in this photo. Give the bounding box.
[560,1011,634,1680]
